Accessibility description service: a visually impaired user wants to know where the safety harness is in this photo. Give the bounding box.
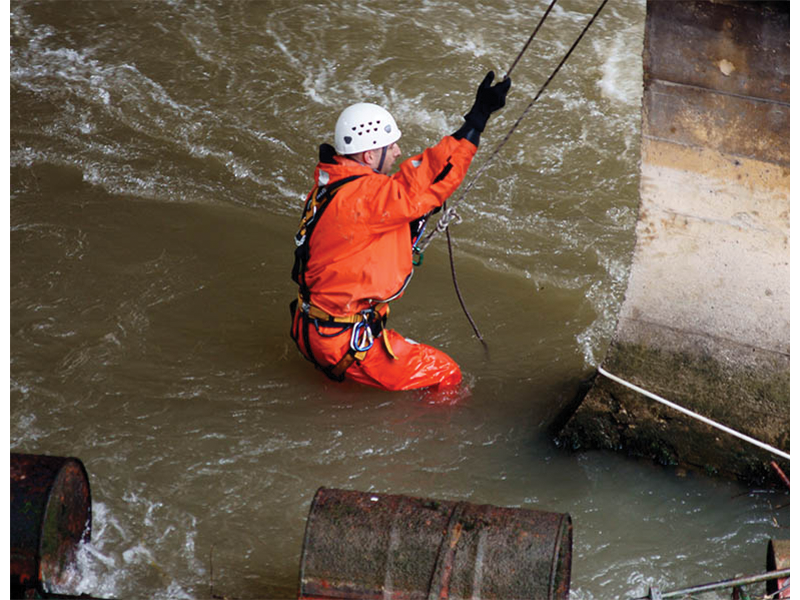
[290,174,398,381]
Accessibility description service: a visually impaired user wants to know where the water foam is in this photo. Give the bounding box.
[594,23,644,107]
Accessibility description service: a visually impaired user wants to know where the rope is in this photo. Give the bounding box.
[504,0,559,80]
[429,0,559,349]
[597,366,791,461]
[446,227,488,351]
[415,0,609,255]
[426,0,605,347]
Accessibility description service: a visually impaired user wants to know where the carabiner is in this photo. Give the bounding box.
[349,313,375,353]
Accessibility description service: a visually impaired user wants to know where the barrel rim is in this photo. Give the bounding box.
[298,485,328,597]
[548,512,573,599]
[11,453,92,593]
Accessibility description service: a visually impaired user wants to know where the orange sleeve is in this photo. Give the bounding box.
[353,136,478,233]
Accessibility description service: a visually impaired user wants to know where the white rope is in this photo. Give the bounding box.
[596,366,790,461]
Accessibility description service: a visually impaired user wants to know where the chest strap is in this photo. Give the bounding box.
[292,174,365,304]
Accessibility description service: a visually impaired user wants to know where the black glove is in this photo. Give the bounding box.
[464,71,511,132]
[453,71,511,146]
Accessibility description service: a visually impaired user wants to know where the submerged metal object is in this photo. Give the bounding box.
[637,568,791,600]
[299,487,572,600]
[11,453,92,597]
[766,539,790,599]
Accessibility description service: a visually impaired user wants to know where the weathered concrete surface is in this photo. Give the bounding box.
[556,0,789,485]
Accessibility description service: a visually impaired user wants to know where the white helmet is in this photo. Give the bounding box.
[334,102,401,155]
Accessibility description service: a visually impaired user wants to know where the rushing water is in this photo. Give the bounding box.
[9,1,789,599]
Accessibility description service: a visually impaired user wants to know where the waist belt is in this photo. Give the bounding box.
[303,299,390,324]
[291,297,397,381]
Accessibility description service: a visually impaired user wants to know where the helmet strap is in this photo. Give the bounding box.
[376,145,389,173]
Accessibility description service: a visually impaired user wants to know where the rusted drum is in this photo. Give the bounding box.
[10,453,92,596]
[299,487,572,600]
[766,539,790,599]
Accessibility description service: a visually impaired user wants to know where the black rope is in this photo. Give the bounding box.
[441,0,559,349]
[418,0,610,255]
[446,227,488,352]
[505,0,559,80]
[430,0,609,349]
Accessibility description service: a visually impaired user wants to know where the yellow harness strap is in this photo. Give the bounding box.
[306,304,363,323]
[329,349,367,378]
[301,296,389,324]
[381,329,398,360]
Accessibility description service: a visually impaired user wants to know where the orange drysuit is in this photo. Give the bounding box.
[291,135,478,391]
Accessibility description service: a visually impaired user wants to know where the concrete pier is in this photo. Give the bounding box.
[556,0,789,484]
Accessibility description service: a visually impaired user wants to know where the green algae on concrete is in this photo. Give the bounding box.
[556,339,789,485]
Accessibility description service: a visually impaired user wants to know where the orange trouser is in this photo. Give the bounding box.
[291,307,461,391]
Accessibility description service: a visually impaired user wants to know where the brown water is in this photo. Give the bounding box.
[10,1,789,599]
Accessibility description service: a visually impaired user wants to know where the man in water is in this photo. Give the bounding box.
[291,72,510,391]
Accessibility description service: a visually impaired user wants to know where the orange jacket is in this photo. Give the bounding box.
[302,135,478,317]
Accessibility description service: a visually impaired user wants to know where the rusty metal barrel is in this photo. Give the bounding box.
[11,453,92,597]
[299,487,572,600]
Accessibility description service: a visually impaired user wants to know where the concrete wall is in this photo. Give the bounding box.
[556,0,789,484]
